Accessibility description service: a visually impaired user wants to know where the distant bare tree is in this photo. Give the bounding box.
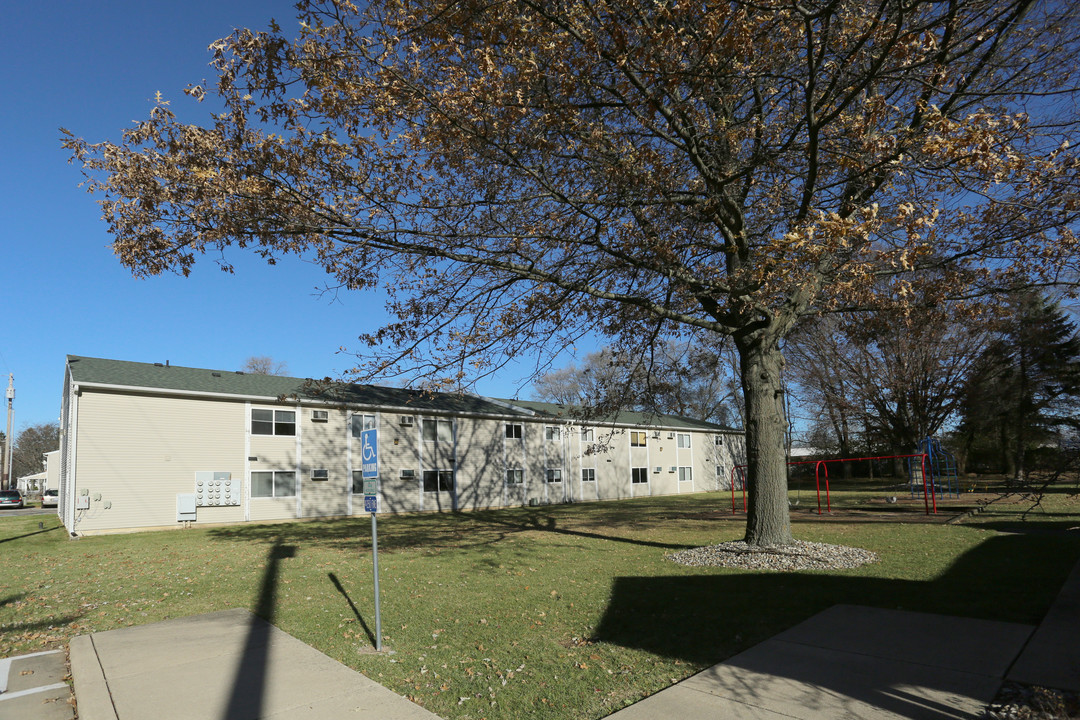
[534,340,740,427]
[788,300,989,467]
[242,356,290,376]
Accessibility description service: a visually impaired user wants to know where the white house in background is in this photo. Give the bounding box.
[14,450,60,496]
[58,355,745,535]
[17,471,46,494]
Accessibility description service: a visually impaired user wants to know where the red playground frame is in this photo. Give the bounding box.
[729,453,935,516]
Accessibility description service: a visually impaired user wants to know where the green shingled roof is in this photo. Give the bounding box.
[489,398,740,433]
[65,355,525,416]
[66,355,739,432]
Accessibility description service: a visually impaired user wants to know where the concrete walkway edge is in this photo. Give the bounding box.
[68,609,441,720]
[69,635,118,720]
[1006,555,1080,692]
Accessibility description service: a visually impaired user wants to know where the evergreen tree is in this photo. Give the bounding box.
[960,293,1080,482]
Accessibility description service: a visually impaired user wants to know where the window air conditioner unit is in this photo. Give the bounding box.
[400,416,415,427]
[668,432,675,439]
[654,466,662,474]
[400,469,416,479]
[652,431,661,439]
[669,466,677,473]
[311,409,329,422]
[311,469,329,481]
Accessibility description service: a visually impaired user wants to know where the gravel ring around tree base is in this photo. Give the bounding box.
[984,682,1080,719]
[667,540,879,571]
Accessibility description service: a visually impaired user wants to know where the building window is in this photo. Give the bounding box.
[679,467,693,482]
[350,413,376,438]
[252,409,296,436]
[630,431,647,447]
[505,423,523,439]
[251,471,295,497]
[631,467,649,484]
[546,468,562,483]
[351,471,364,494]
[423,469,454,492]
[581,428,594,442]
[715,435,725,446]
[581,468,596,483]
[545,426,560,441]
[677,433,691,449]
[506,469,524,485]
[423,418,453,444]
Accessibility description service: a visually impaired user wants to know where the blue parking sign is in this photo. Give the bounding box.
[364,495,378,513]
[361,428,378,478]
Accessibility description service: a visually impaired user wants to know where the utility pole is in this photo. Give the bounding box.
[3,375,12,491]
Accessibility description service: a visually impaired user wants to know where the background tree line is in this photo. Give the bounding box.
[783,290,1080,481]
[535,288,1080,485]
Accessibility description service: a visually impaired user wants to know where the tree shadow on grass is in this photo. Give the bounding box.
[593,533,1080,719]
[593,532,1080,665]
[207,498,716,554]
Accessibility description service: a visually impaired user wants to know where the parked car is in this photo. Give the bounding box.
[0,490,24,509]
[41,489,58,508]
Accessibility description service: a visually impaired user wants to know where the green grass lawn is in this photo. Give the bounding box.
[3,490,1079,720]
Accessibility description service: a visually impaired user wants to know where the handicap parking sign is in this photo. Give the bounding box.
[362,428,378,478]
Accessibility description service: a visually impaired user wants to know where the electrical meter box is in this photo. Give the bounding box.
[177,493,197,522]
[195,471,240,507]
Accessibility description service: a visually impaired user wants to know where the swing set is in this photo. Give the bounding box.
[729,441,957,517]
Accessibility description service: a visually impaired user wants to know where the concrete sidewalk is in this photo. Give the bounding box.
[1007,556,1080,692]
[0,649,72,719]
[68,609,439,720]
[607,605,1034,719]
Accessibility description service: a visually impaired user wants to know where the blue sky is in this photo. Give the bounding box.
[0,1,554,434]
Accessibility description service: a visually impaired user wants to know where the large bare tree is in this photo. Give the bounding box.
[65,0,1080,546]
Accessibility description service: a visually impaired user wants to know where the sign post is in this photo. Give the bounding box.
[361,427,382,651]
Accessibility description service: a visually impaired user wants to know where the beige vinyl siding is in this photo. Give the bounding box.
[544,423,569,504]
[647,431,676,496]
[418,416,456,511]
[71,390,246,532]
[249,496,300,522]
[708,432,744,492]
[602,428,632,500]
[301,407,349,518]
[65,381,745,533]
[523,420,547,506]
[377,413,422,514]
[46,450,60,493]
[455,417,508,510]
[576,425,599,502]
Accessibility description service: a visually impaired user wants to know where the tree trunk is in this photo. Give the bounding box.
[1000,421,1016,478]
[736,332,794,547]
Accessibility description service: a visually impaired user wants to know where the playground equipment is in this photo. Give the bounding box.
[730,452,936,516]
[906,437,959,499]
